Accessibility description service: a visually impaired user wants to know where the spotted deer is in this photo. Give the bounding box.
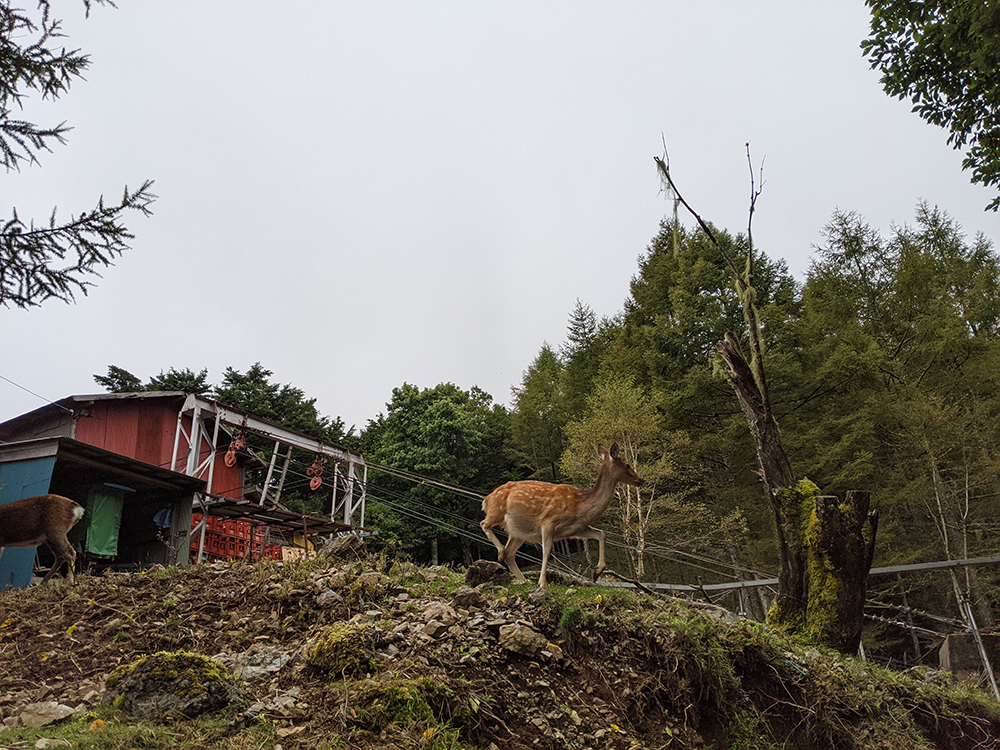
[480,444,644,588]
[0,494,85,584]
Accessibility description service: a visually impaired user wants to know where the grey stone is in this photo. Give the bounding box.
[466,560,511,587]
[422,601,458,626]
[451,585,484,609]
[19,702,74,728]
[316,588,343,606]
[103,652,243,719]
[318,533,365,560]
[212,645,293,680]
[528,588,547,604]
[422,621,451,638]
[499,623,549,656]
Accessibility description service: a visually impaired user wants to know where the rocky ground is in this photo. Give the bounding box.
[1,543,1000,750]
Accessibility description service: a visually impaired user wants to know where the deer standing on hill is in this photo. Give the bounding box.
[0,494,85,584]
[480,444,644,588]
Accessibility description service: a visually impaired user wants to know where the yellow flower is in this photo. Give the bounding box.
[89,719,107,731]
[594,594,603,604]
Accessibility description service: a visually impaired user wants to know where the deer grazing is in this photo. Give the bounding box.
[0,494,85,584]
[480,443,644,588]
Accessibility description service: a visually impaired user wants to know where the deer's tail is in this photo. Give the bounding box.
[481,482,512,519]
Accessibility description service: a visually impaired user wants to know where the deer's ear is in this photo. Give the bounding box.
[609,443,620,458]
[597,444,609,461]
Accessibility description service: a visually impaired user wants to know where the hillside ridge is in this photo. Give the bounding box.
[0,550,998,749]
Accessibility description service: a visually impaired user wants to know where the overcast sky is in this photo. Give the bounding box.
[3,2,1000,433]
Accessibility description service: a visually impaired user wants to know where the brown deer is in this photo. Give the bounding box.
[0,494,85,584]
[480,443,644,588]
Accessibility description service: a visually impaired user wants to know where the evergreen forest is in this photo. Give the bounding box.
[101,199,1000,664]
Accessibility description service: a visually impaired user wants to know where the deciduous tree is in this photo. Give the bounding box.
[863,1,1000,210]
[561,374,708,581]
[362,383,513,565]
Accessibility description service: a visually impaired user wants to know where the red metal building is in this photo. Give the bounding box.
[0,392,362,575]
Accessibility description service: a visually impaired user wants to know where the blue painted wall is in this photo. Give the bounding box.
[0,457,56,588]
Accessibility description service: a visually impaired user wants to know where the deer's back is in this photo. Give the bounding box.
[501,480,583,518]
[0,494,83,547]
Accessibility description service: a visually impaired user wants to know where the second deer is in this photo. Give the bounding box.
[0,494,85,584]
[480,443,644,588]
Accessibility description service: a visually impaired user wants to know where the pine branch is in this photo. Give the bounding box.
[0,1,91,169]
[0,180,156,308]
[0,112,70,168]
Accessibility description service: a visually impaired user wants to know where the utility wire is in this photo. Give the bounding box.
[365,460,485,501]
[162,420,775,583]
[0,374,76,418]
[256,449,762,582]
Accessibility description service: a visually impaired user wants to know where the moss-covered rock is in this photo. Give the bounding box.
[103,651,242,719]
[304,622,375,676]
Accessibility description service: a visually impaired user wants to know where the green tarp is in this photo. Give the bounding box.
[71,485,126,557]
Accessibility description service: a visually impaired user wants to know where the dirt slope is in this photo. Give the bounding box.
[1,551,999,750]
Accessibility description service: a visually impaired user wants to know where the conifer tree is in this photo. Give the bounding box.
[1,1,154,308]
[510,345,566,482]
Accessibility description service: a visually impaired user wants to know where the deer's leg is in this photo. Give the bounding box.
[42,536,76,585]
[576,526,606,581]
[538,526,554,588]
[480,519,506,561]
[502,536,527,582]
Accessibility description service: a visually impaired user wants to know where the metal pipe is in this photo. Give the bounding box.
[963,598,1000,701]
[260,440,280,506]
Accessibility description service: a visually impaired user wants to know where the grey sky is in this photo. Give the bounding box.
[3,2,999,432]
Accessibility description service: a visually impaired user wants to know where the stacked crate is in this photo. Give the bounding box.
[189,513,284,563]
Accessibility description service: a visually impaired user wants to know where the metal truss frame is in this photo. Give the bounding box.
[169,394,367,562]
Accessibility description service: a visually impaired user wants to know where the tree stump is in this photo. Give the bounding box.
[805,491,879,652]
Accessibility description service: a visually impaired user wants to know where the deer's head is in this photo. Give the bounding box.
[600,443,645,487]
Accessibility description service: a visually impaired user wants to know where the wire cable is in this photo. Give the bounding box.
[160,414,772,584]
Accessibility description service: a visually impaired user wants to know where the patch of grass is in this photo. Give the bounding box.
[558,605,583,634]
[529,582,667,635]
[362,678,437,725]
[0,704,275,750]
[327,676,470,750]
[403,565,468,600]
[725,709,781,750]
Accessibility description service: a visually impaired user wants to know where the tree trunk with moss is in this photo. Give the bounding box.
[656,154,879,651]
[716,334,806,628]
[717,335,879,649]
[805,489,879,652]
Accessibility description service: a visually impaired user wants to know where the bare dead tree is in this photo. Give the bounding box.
[654,148,877,650]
